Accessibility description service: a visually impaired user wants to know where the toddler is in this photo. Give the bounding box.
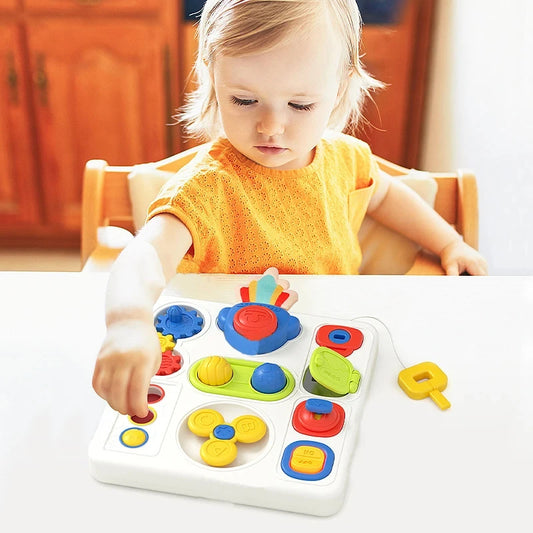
[93,0,487,417]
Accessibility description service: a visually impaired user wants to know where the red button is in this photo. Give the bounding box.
[233,305,277,340]
[315,325,363,356]
[130,409,155,425]
[147,384,165,404]
[292,401,345,437]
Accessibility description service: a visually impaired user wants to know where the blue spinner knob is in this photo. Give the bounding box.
[156,305,204,340]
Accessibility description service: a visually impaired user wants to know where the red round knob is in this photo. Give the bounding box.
[233,305,278,340]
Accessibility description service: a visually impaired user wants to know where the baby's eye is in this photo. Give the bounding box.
[231,96,257,106]
[289,102,315,111]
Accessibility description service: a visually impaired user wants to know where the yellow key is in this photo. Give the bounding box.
[398,361,451,410]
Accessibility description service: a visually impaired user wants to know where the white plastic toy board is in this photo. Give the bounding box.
[89,291,378,516]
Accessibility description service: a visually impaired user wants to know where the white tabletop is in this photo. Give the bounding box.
[0,272,531,532]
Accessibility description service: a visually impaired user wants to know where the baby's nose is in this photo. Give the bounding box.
[257,110,285,136]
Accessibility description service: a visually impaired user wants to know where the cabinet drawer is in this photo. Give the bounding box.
[24,0,162,16]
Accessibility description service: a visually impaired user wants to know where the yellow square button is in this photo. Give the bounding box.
[289,445,325,474]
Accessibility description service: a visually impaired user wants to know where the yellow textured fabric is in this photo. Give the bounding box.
[147,131,379,274]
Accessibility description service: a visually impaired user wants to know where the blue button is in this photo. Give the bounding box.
[251,362,287,394]
[213,424,236,440]
[305,399,333,414]
[328,328,351,344]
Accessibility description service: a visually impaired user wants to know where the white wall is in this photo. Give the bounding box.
[421,0,533,275]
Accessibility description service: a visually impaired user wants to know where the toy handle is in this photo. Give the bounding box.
[429,390,451,410]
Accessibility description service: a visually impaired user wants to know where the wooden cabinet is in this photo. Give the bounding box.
[0,18,41,228]
[24,0,163,14]
[352,0,437,166]
[0,0,435,249]
[0,0,181,247]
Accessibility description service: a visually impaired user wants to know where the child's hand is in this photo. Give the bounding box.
[440,240,488,276]
[92,319,162,417]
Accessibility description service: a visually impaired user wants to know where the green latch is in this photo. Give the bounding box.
[309,346,361,395]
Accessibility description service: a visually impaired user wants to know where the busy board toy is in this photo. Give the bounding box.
[89,269,449,515]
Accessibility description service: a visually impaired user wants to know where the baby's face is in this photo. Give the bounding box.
[213,18,344,170]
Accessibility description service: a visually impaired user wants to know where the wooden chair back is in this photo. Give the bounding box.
[81,145,202,267]
[81,146,478,272]
[374,156,478,249]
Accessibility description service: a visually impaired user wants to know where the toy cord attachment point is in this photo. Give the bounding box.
[398,362,451,410]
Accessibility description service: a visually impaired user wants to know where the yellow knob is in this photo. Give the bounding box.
[196,356,233,386]
[120,428,148,448]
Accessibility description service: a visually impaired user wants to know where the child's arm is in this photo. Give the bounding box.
[92,214,193,417]
[367,173,488,275]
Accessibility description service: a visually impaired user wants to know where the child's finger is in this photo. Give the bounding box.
[108,368,133,416]
[445,263,459,276]
[467,260,488,276]
[92,363,107,400]
[128,367,151,418]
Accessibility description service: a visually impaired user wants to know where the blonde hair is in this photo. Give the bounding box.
[179,0,381,140]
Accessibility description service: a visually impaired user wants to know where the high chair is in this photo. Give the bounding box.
[80,144,479,275]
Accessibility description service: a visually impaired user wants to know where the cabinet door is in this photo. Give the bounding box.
[357,23,414,163]
[0,0,18,12]
[26,18,168,232]
[355,0,435,166]
[0,21,41,227]
[24,0,161,15]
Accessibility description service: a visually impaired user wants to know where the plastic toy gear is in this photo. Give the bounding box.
[156,350,183,376]
[155,305,204,340]
[157,332,176,352]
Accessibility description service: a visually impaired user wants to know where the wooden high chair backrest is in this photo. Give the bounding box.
[81,144,203,267]
[81,145,479,271]
[373,155,479,250]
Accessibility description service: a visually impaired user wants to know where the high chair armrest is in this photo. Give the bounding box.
[81,226,133,272]
[82,246,123,272]
[405,250,445,275]
[456,169,479,250]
